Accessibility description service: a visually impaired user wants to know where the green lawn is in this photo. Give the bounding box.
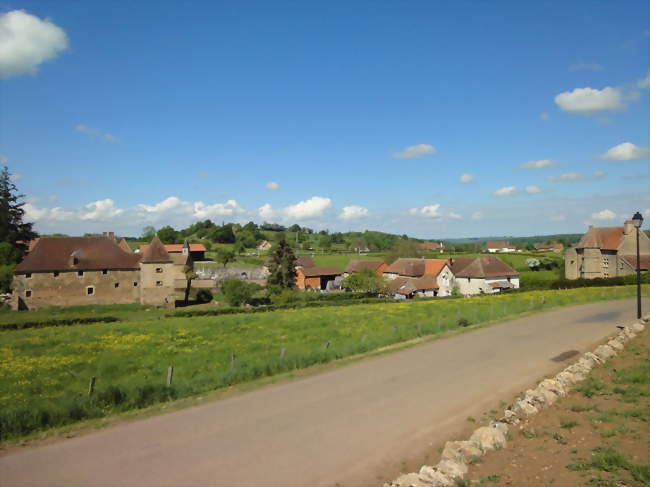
[0,303,168,326]
[1,285,646,442]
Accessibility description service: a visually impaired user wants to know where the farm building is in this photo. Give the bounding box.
[450,256,519,295]
[382,258,454,298]
[296,266,342,291]
[138,241,207,261]
[343,260,388,277]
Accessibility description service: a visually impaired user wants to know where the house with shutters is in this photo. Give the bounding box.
[564,220,650,279]
[382,258,454,298]
[12,235,185,310]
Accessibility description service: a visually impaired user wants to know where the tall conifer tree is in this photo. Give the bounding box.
[267,238,297,289]
[0,167,37,247]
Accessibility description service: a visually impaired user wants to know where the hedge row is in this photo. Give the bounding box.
[0,316,119,332]
[551,273,650,289]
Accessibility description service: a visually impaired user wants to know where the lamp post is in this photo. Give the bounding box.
[632,211,644,319]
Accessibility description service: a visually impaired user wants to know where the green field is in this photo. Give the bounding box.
[1,285,646,442]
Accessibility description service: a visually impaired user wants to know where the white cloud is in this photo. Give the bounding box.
[540,112,550,121]
[409,204,442,218]
[265,181,279,191]
[193,200,245,219]
[554,86,624,115]
[494,186,518,197]
[257,203,276,220]
[524,185,543,194]
[448,212,463,219]
[568,62,604,72]
[549,215,566,221]
[0,10,68,79]
[598,142,650,161]
[644,208,650,217]
[638,72,650,89]
[592,209,617,220]
[339,205,368,220]
[80,199,123,220]
[283,196,332,220]
[75,124,120,143]
[517,159,557,169]
[392,144,437,159]
[459,173,474,184]
[547,171,605,182]
[471,211,483,220]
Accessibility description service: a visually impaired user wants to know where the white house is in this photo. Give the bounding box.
[450,256,519,295]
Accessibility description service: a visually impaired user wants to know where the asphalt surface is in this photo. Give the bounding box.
[1,298,646,487]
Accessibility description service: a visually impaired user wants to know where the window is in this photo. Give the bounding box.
[114,282,120,288]
[25,290,32,297]
[102,269,108,275]
[78,271,84,277]
[25,273,32,279]
[155,281,162,286]
[155,267,163,273]
[53,271,59,277]
[133,282,138,287]
[86,286,94,295]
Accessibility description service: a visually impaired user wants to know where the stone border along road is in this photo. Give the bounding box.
[384,314,650,487]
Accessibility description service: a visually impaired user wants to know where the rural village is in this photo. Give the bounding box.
[1,2,649,487]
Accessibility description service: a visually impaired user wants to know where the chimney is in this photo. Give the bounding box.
[624,220,634,235]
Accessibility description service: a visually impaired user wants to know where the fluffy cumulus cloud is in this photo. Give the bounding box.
[408,204,442,218]
[459,173,474,184]
[524,185,543,194]
[494,186,518,197]
[0,10,68,78]
[598,142,650,161]
[517,159,557,169]
[283,196,332,220]
[75,124,120,143]
[554,86,623,115]
[392,144,437,159]
[80,199,123,220]
[592,209,617,220]
[339,205,368,220]
[265,181,279,191]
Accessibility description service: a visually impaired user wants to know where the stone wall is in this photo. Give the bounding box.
[195,265,269,281]
[12,269,140,310]
[139,262,176,307]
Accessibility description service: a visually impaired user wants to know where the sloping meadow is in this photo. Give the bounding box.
[1,286,646,441]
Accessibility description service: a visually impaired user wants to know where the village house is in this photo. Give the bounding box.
[382,258,454,298]
[12,235,185,310]
[296,266,342,291]
[565,220,650,279]
[485,241,519,253]
[138,241,207,261]
[416,242,445,253]
[343,260,388,277]
[450,256,519,295]
[534,242,564,252]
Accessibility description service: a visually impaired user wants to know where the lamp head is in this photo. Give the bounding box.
[632,211,643,228]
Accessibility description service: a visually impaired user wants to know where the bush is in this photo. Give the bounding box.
[0,316,119,332]
[220,278,259,307]
[195,288,213,304]
[457,318,471,327]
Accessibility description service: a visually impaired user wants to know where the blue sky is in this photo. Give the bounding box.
[1,0,649,238]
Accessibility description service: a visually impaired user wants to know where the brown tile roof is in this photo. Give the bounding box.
[417,242,444,250]
[118,238,133,253]
[384,258,426,277]
[534,242,564,251]
[139,243,206,253]
[450,256,518,278]
[413,274,439,290]
[384,276,417,295]
[15,236,141,273]
[296,256,315,268]
[140,236,172,263]
[344,260,385,273]
[620,255,650,271]
[576,226,624,251]
[486,240,510,249]
[171,253,191,266]
[300,266,342,277]
[424,259,449,276]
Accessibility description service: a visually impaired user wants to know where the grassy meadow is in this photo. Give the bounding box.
[1,285,647,442]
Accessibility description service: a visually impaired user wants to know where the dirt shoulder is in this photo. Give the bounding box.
[462,325,650,487]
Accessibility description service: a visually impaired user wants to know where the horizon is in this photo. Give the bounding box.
[2,1,649,239]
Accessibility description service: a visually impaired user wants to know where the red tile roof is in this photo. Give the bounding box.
[450,256,518,278]
[344,260,385,273]
[296,256,316,268]
[118,238,133,253]
[576,226,624,251]
[413,274,439,290]
[417,242,444,250]
[620,255,650,271]
[300,266,342,277]
[384,258,426,277]
[384,276,417,295]
[140,236,172,263]
[139,243,206,253]
[15,236,141,273]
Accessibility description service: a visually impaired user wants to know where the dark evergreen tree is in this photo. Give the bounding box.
[0,167,37,249]
[267,238,297,289]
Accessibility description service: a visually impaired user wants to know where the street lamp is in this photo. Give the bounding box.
[632,211,644,319]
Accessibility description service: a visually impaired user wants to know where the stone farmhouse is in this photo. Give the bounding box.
[296,266,342,291]
[449,256,519,295]
[138,242,207,261]
[12,235,189,310]
[565,220,650,279]
[485,241,519,253]
[383,258,455,298]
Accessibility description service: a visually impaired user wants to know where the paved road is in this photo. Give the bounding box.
[1,299,646,487]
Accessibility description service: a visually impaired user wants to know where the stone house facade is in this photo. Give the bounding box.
[565,220,650,279]
[12,235,180,310]
[450,256,519,295]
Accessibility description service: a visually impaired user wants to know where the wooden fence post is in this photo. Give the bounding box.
[324,340,331,349]
[88,376,96,397]
[230,353,236,369]
[166,366,174,387]
[280,347,286,360]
